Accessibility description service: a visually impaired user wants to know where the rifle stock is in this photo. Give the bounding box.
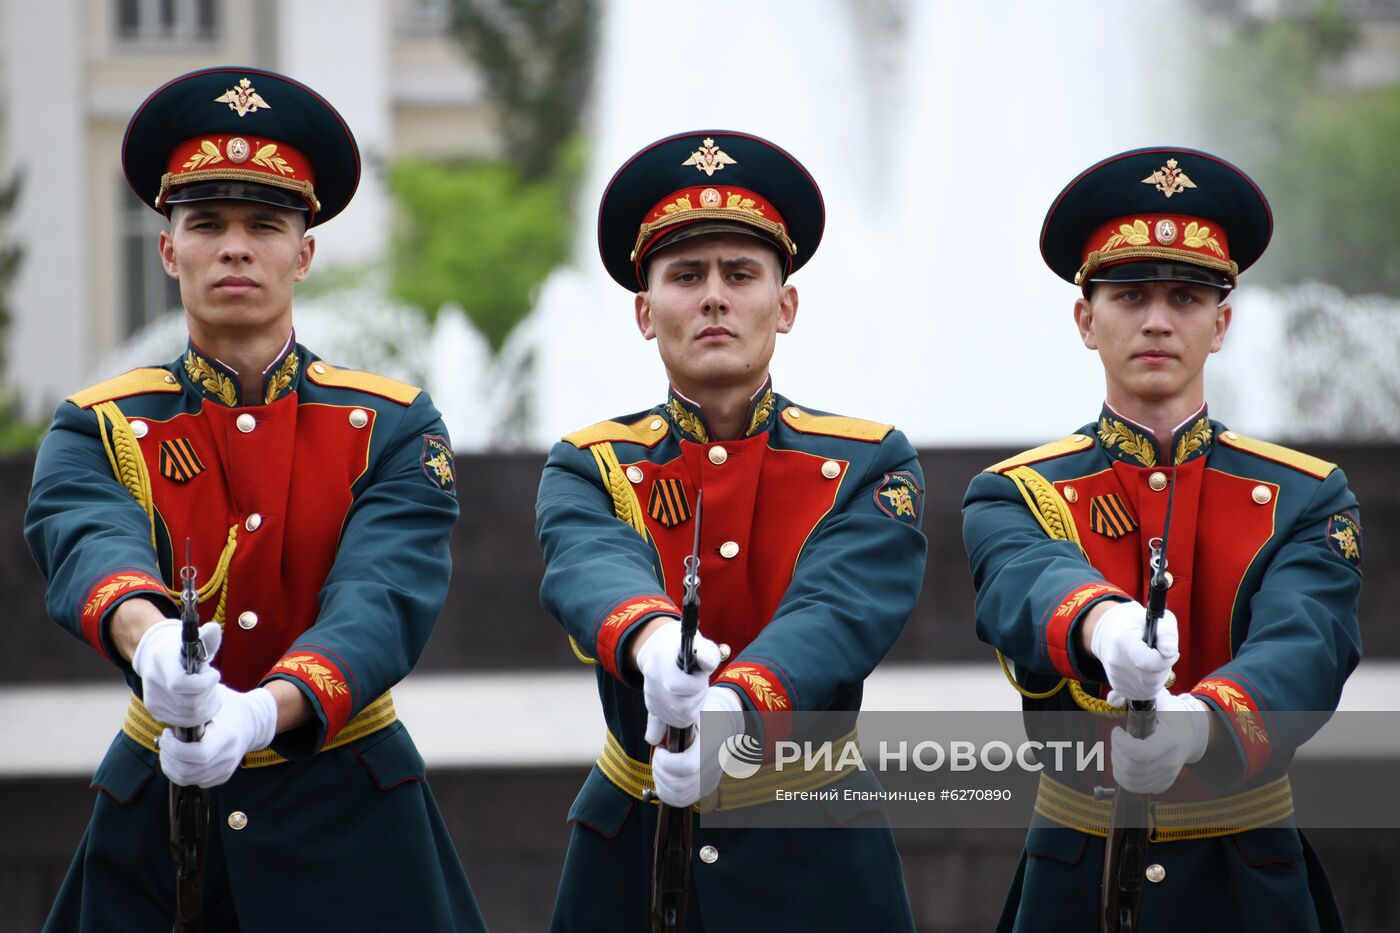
[1101,475,1175,933]
[170,542,209,933]
[651,494,702,933]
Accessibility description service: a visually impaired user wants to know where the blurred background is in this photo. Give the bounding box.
[0,1,1397,930]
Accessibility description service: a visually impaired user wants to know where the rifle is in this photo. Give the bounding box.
[1098,476,1175,933]
[169,541,209,933]
[649,493,703,933]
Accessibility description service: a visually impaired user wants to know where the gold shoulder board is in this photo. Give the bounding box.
[562,414,670,449]
[1218,432,1335,479]
[67,368,182,409]
[305,361,421,405]
[987,434,1095,474]
[780,407,893,443]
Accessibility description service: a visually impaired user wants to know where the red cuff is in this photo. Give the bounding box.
[716,661,793,748]
[1046,582,1130,678]
[268,650,352,746]
[593,594,681,680]
[80,570,167,659]
[1192,677,1270,781]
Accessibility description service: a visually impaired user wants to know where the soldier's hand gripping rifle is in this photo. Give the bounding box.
[169,541,209,933]
[649,493,703,933]
[1098,476,1175,933]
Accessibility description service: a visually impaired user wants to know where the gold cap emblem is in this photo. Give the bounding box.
[1141,158,1197,199]
[1154,218,1178,245]
[682,138,737,177]
[215,78,271,118]
[226,137,251,163]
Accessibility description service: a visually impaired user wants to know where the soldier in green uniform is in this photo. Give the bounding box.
[24,67,485,931]
[535,131,927,931]
[962,147,1361,931]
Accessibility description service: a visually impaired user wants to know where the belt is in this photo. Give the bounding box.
[598,727,861,812]
[1034,773,1295,842]
[122,690,398,768]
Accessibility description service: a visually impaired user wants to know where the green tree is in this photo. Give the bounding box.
[0,166,43,452]
[388,145,583,353]
[1195,1,1400,295]
[0,168,20,373]
[448,0,599,181]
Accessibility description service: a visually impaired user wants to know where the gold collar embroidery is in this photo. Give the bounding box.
[263,350,300,405]
[184,351,238,407]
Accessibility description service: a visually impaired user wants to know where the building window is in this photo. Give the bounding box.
[116,0,220,43]
[401,0,452,35]
[121,183,182,336]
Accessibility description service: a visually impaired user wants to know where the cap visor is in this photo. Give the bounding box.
[1088,260,1231,289]
[163,181,309,212]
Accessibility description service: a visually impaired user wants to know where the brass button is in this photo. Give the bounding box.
[1145,863,1165,883]
[1223,431,1238,441]
[1148,471,1168,491]
[709,446,728,465]
[1071,434,1086,442]
[1165,671,1177,690]
[164,374,177,384]
[1252,484,1272,505]
[718,643,731,662]
[130,420,149,439]
[245,513,263,532]
[821,460,841,479]
[228,811,248,831]
[349,408,369,429]
[719,541,740,559]
[650,419,664,431]
[1063,485,1078,503]
[699,845,718,864]
[312,363,326,374]
[236,413,256,434]
[787,408,802,418]
[238,611,258,630]
[625,465,644,484]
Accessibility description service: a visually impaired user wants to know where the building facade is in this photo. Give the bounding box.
[0,0,495,414]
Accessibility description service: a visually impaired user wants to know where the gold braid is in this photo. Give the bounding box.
[565,441,654,666]
[95,402,156,551]
[996,466,1122,717]
[91,401,239,626]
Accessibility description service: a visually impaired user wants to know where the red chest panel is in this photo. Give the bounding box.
[628,434,845,657]
[137,395,373,689]
[1056,459,1277,688]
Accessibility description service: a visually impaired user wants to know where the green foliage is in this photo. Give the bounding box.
[448,0,599,181]
[388,140,585,353]
[0,169,21,374]
[0,393,46,453]
[1196,2,1400,295]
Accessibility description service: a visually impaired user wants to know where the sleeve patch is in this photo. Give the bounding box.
[874,471,922,525]
[420,435,456,494]
[1326,511,1362,567]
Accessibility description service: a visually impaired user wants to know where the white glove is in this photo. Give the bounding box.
[131,619,224,727]
[159,685,277,788]
[650,733,701,808]
[637,620,722,745]
[1111,690,1210,794]
[652,687,745,807]
[1090,601,1179,702]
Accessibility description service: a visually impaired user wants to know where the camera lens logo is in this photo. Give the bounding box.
[718,733,764,780]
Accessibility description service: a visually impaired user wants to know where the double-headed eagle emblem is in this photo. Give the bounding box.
[215,78,271,118]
